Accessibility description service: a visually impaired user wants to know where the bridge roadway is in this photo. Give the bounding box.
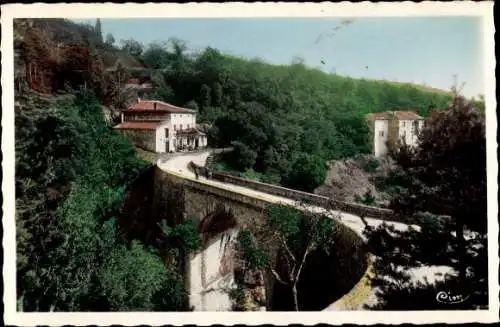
[157,150,456,310]
[156,150,418,239]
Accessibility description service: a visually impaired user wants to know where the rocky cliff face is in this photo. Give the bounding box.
[314,155,393,205]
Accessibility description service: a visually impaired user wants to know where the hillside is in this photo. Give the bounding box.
[14,18,143,122]
[15,19,195,312]
[133,42,453,191]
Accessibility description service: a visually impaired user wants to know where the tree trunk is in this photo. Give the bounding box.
[292,283,299,311]
[360,215,371,231]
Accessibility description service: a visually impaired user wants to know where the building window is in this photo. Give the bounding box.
[174,125,177,130]
[180,124,183,130]
[379,131,384,137]
[413,120,419,132]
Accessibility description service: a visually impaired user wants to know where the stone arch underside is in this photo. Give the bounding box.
[190,202,241,311]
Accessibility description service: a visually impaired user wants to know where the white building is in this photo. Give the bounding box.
[366,111,424,157]
[114,99,208,153]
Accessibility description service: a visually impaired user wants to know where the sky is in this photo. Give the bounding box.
[76,17,484,97]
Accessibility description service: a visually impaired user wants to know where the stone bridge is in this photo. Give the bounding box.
[149,150,430,311]
[153,165,370,311]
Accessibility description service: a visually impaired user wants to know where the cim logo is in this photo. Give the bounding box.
[436,291,470,304]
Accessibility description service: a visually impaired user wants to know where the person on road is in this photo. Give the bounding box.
[194,167,199,179]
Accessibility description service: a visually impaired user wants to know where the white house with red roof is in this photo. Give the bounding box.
[114,99,208,153]
[366,111,424,157]
[124,77,153,91]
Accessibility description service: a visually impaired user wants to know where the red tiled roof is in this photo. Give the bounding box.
[393,111,423,120]
[125,100,196,114]
[366,112,391,121]
[366,111,423,121]
[113,122,161,130]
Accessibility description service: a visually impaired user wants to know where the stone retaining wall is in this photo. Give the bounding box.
[117,129,156,152]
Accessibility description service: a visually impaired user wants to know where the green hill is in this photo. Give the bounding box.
[135,43,453,190]
[15,19,194,312]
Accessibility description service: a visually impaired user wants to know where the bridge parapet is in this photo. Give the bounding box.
[189,161,450,225]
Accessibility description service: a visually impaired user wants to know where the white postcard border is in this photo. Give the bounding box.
[2,2,497,325]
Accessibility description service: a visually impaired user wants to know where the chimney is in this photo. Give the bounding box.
[137,97,141,103]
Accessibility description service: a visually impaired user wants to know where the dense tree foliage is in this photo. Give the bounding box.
[16,90,192,311]
[364,217,487,310]
[389,90,487,278]
[363,89,488,310]
[133,42,453,190]
[120,38,144,58]
[22,19,119,54]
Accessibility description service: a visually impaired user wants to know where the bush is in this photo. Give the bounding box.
[374,171,409,195]
[261,171,281,185]
[362,157,380,173]
[283,153,326,192]
[236,230,267,269]
[241,168,263,182]
[228,285,246,311]
[210,157,233,172]
[230,141,258,171]
[355,189,376,205]
[99,241,188,311]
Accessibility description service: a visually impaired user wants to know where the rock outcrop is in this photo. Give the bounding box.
[314,155,393,205]
[232,266,266,311]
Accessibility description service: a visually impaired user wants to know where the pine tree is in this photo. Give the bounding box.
[95,18,103,43]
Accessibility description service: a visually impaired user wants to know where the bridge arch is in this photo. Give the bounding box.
[155,166,370,311]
